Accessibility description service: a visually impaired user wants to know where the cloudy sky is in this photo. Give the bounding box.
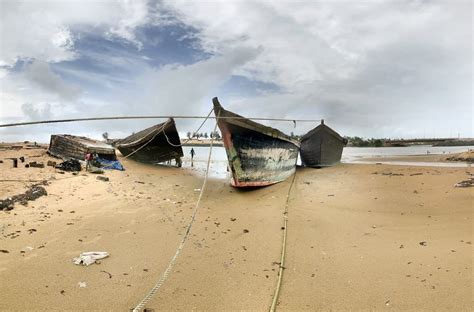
[0,0,472,142]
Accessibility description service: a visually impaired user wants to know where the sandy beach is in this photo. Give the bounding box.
[0,144,472,311]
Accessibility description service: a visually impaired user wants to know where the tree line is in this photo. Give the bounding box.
[186,131,221,140]
[344,136,384,147]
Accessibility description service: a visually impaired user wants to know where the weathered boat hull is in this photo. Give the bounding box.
[48,135,116,161]
[300,121,347,167]
[116,118,183,164]
[213,97,300,187]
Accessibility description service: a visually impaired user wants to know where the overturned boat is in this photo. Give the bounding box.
[300,120,347,167]
[213,97,300,187]
[116,118,183,165]
[48,134,117,161]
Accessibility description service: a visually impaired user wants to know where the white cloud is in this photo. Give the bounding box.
[160,0,472,137]
[109,46,261,134]
[0,64,80,123]
[0,0,471,140]
[107,0,149,49]
[23,60,81,100]
[21,102,53,120]
[0,0,151,66]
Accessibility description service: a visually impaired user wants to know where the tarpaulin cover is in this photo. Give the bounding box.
[96,157,124,171]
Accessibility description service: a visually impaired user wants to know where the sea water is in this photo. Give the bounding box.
[178,145,473,179]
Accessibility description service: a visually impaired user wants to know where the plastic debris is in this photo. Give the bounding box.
[78,281,87,288]
[73,251,109,266]
[454,178,474,188]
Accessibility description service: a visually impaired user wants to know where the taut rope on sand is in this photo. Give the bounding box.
[270,171,297,311]
[131,110,220,312]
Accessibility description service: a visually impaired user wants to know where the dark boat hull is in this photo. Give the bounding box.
[213,97,299,187]
[117,118,183,164]
[300,123,346,167]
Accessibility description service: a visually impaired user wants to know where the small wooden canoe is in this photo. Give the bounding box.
[213,97,300,187]
[300,120,347,167]
[116,118,183,165]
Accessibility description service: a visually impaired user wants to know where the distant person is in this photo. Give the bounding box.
[190,148,196,167]
[85,151,93,171]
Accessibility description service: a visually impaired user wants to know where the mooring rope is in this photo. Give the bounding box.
[162,109,214,148]
[0,115,320,128]
[270,170,297,312]
[88,122,166,170]
[118,123,168,160]
[131,111,220,312]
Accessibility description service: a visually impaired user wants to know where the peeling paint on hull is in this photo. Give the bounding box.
[213,97,300,187]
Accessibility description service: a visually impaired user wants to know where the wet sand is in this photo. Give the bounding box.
[0,145,472,311]
[356,150,474,164]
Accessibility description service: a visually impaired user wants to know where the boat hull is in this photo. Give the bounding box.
[48,135,116,161]
[213,97,299,187]
[300,123,346,167]
[117,119,183,164]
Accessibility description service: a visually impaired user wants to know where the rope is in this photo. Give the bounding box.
[131,111,220,312]
[162,109,214,147]
[118,123,168,160]
[100,109,213,167]
[0,115,321,128]
[90,123,166,170]
[270,170,297,312]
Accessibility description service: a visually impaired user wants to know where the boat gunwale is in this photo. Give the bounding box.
[301,123,346,144]
[212,97,300,147]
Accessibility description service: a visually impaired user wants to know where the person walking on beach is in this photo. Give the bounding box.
[85,150,92,171]
[190,148,195,167]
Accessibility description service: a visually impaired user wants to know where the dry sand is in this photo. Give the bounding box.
[0,144,472,311]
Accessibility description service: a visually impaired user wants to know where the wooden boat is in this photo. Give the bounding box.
[300,120,347,167]
[213,97,300,187]
[116,118,183,165]
[48,134,116,160]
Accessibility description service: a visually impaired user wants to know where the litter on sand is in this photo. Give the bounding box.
[454,178,474,188]
[73,251,109,266]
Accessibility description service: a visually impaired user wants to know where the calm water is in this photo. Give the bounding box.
[179,145,473,179]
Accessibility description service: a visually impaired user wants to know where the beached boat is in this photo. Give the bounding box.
[116,118,183,165]
[213,97,300,187]
[48,134,117,161]
[300,120,347,167]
